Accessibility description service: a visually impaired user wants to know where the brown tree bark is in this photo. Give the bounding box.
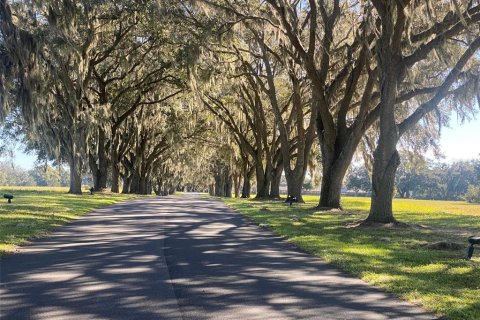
[269,159,283,199]
[111,161,120,193]
[68,153,83,194]
[233,172,241,198]
[365,0,405,224]
[255,162,272,198]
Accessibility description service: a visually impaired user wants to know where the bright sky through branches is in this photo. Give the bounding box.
[439,117,480,161]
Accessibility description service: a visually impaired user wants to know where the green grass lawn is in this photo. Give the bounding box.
[224,195,480,320]
[0,186,138,255]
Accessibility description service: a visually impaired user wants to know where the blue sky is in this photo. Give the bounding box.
[439,116,480,161]
[12,148,37,169]
[6,117,480,170]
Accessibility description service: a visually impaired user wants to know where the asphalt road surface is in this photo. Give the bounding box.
[0,194,434,319]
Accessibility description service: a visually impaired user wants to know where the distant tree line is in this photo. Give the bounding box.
[0,162,69,187]
[346,156,480,202]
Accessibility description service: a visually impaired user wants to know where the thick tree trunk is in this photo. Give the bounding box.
[241,179,251,198]
[318,168,346,209]
[241,167,253,198]
[270,165,282,199]
[254,169,268,198]
[129,168,141,193]
[89,155,99,190]
[88,129,109,191]
[138,175,148,195]
[286,178,303,202]
[122,174,131,194]
[366,3,403,224]
[255,163,272,198]
[129,178,139,193]
[110,133,120,193]
[213,163,233,197]
[367,149,400,223]
[68,155,83,194]
[225,175,233,198]
[214,173,226,197]
[111,162,120,193]
[154,180,161,196]
[317,114,367,209]
[96,162,108,191]
[285,167,307,203]
[318,154,357,209]
[147,181,153,195]
[233,173,241,198]
[89,156,108,191]
[96,129,109,190]
[161,187,168,196]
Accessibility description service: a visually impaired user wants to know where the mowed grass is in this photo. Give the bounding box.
[0,186,138,255]
[224,195,480,320]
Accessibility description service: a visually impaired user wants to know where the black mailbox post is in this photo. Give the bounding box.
[3,194,14,204]
[465,236,480,260]
[285,195,298,206]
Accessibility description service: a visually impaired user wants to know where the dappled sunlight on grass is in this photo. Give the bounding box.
[224,196,480,320]
[0,187,138,254]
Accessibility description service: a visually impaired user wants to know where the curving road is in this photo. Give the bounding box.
[0,194,434,319]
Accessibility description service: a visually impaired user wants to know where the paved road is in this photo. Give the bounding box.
[1,194,434,319]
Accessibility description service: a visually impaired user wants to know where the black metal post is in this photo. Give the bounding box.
[466,244,475,260]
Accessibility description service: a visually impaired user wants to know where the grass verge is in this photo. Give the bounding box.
[0,186,138,255]
[223,195,480,320]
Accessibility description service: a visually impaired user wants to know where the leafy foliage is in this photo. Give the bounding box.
[395,157,480,200]
[464,185,480,203]
[345,165,371,192]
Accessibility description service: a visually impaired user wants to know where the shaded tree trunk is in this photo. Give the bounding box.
[129,171,140,194]
[110,131,123,193]
[111,161,120,193]
[68,154,83,194]
[317,111,369,209]
[366,1,403,224]
[225,176,233,198]
[214,174,226,197]
[95,128,109,190]
[89,142,108,192]
[241,179,251,198]
[368,149,400,223]
[122,174,131,194]
[213,161,233,197]
[285,172,306,203]
[318,157,350,209]
[255,162,272,198]
[138,175,149,195]
[241,166,253,198]
[233,172,241,198]
[147,181,153,195]
[270,165,282,199]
